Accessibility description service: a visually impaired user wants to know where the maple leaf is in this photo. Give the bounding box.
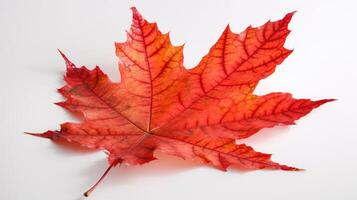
[27,7,333,196]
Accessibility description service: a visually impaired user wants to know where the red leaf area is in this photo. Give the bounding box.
[28,7,333,196]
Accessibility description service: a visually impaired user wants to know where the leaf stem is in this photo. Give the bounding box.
[83,162,117,197]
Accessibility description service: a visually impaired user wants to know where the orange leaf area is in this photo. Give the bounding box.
[28,7,333,196]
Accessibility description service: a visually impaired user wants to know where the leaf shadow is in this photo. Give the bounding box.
[81,152,203,187]
[78,152,259,197]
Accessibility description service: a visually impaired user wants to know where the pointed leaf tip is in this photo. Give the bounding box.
[57,49,75,69]
[291,10,297,15]
[25,131,60,139]
[282,166,302,171]
[54,101,66,107]
[224,24,231,32]
[130,6,143,21]
[315,99,336,107]
[283,11,296,23]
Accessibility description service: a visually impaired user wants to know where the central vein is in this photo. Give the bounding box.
[137,20,154,132]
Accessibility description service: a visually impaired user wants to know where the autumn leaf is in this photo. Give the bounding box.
[27,7,333,196]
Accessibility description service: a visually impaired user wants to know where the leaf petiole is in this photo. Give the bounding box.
[83,162,119,197]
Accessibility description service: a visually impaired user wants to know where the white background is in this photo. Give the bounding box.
[1,0,357,199]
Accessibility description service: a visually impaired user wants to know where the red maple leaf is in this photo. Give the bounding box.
[28,7,333,196]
